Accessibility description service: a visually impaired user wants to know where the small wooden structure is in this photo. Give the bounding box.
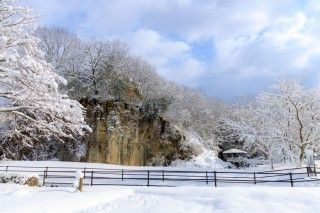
[223,148,248,167]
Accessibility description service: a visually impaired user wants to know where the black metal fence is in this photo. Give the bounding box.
[0,165,319,187]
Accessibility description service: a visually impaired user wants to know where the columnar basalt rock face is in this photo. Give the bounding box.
[80,99,194,166]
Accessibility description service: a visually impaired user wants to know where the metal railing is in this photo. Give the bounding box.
[0,165,319,187]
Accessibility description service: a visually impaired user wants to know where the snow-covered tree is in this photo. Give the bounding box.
[0,0,89,159]
[228,80,320,167]
[35,27,81,73]
[228,98,281,168]
[266,80,320,165]
[36,28,136,100]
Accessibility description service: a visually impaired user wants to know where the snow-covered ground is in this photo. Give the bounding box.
[1,160,320,212]
[0,159,305,172]
[1,184,320,213]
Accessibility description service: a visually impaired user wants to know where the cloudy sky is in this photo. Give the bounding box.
[25,0,320,99]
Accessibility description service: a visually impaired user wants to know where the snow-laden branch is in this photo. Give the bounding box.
[0,0,90,159]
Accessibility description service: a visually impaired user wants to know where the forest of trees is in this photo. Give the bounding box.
[1,0,320,167]
[35,27,228,150]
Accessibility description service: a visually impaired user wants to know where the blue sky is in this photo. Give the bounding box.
[25,0,320,99]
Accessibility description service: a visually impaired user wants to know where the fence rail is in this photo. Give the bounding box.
[0,165,319,187]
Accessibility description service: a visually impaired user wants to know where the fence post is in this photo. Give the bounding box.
[121,169,124,181]
[289,172,293,187]
[147,170,150,186]
[78,178,84,192]
[90,171,94,186]
[45,167,48,179]
[254,172,256,185]
[162,170,165,182]
[83,167,86,179]
[214,171,217,187]
[205,171,208,185]
[5,166,8,172]
[42,170,46,186]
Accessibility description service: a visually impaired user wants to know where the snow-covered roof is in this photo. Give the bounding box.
[223,149,248,154]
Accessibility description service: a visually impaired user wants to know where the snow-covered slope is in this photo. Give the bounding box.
[172,131,230,169]
[171,150,231,169]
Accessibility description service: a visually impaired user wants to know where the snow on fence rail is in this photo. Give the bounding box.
[0,165,319,187]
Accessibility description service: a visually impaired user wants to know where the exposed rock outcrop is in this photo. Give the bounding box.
[80,99,195,166]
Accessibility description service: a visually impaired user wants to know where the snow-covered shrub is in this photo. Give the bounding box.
[147,154,166,166]
[10,137,87,162]
[57,140,87,162]
[0,172,40,186]
[141,97,172,121]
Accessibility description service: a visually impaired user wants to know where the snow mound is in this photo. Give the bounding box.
[180,131,204,152]
[173,131,231,169]
[171,150,232,169]
[0,172,39,186]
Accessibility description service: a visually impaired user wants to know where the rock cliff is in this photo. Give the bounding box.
[80,99,195,166]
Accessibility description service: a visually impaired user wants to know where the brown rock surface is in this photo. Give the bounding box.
[80,99,194,166]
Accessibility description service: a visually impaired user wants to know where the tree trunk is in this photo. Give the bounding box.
[270,157,274,170]
[299,145,305,167]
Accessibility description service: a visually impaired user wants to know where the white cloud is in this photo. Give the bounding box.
[128,29,190,67]
[213,8,320,79]
[165,58,206,87]
[119,29,205,86]
[26,0,320,97]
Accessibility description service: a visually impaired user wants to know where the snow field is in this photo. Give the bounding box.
[1,184,320,213]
